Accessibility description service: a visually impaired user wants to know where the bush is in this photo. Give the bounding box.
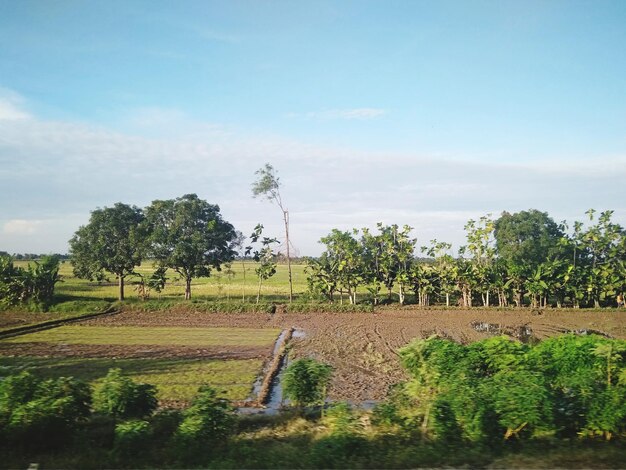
[114,419,153,456]
[174,386,235,447]
[391,334,626,443]
[282,358,333,409]
[0,372,91,450]
[93,368,158,420]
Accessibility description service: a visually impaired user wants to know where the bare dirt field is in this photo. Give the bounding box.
[79,307,626,402]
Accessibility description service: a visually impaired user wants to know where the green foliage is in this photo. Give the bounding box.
[0,371,91,449]
[392,334,626,443]
[113,419,153,456]
[282,358,332,408]
[0,254,61,308]
[144,194,237,300]
[93,368,157,420]
[69,203,144,301]
[174,385,235,449]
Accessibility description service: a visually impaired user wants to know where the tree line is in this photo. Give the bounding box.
[306,209,626,308]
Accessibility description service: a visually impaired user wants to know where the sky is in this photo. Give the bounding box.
[0,0,625,256]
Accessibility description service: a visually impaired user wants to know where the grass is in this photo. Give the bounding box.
[16,259,311,302]
[0,300,112,333]
[0,356,261,402]
[3,325,282,347]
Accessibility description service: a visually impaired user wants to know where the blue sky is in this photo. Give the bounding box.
[1,0,625,255]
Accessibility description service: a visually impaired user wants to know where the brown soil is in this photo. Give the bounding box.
[0,342,271,360]
[80,307,626,402]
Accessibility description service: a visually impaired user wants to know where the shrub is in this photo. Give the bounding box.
[93,368,158,420]
[175,385,235,446]
[114,419,153,456]
[0,372,91,449]
[282,358,332,409]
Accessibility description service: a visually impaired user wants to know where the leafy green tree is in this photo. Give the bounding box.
[421,240,456,307]
[317,229,363,304]
[69,203,144,301]
[577,210,626,307]
[252,163,294,302]
[282,358,333,409]
[461,215,496,306]
[494,209,564,306]
[23,255,61,306]
[0,255,27,306]
[247,224,279,303]
[305,253,340,302]
[144,194,237,300]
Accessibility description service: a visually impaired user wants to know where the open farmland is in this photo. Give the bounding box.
[0,322,282,406]
[12,260,309,302]
[56,306,626,403]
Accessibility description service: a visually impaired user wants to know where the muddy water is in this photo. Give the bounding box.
[240,328,306,415]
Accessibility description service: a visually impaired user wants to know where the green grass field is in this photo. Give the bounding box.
[0,324,281,403]
[41,259,309,302]
[0,356,261,402]
[4,325,281,347]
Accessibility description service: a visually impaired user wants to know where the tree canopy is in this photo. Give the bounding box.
[69,203,144,301]
[144,194,237,300]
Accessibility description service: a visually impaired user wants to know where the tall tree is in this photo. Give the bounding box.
[318,229,363,304]
[252,163,294,302]
[144,194,237,300]
[69,203,144,301]
[494,209,563,306]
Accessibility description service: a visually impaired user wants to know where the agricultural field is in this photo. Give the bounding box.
[12,259,309,302]
[0,321,282,406]
[12,305,622,404]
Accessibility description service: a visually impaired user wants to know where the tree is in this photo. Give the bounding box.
[317,229,363,304]
[144,194,237,300]
[252,163,294,302]
[69,203,144,301]
[494,209,563,306]
[247,224,279,304]
[461,215,496,306]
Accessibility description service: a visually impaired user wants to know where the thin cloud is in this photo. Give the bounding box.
[3,219,42,235]
[289,108,387,120]
[1,91,625,255]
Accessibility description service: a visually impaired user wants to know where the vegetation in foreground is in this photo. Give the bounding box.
[1,334,625,468]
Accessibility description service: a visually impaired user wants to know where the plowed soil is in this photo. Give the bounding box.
[82,307,626,402]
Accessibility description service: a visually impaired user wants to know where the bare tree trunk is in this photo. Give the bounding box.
[185,278,192,300]
[283,210,293,303]
[118,275,125,301]
[256,278,262,304]
[241,259,246,302]
[446,293,450,307]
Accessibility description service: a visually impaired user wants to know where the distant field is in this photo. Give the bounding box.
[4,325,281,347]
[13,259,309,302]
[0,356,261,403]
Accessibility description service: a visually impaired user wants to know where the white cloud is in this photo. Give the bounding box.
[0,89,625,255]
[0,93,31,121]
[289,108,387,120]
[3,219,42,235]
